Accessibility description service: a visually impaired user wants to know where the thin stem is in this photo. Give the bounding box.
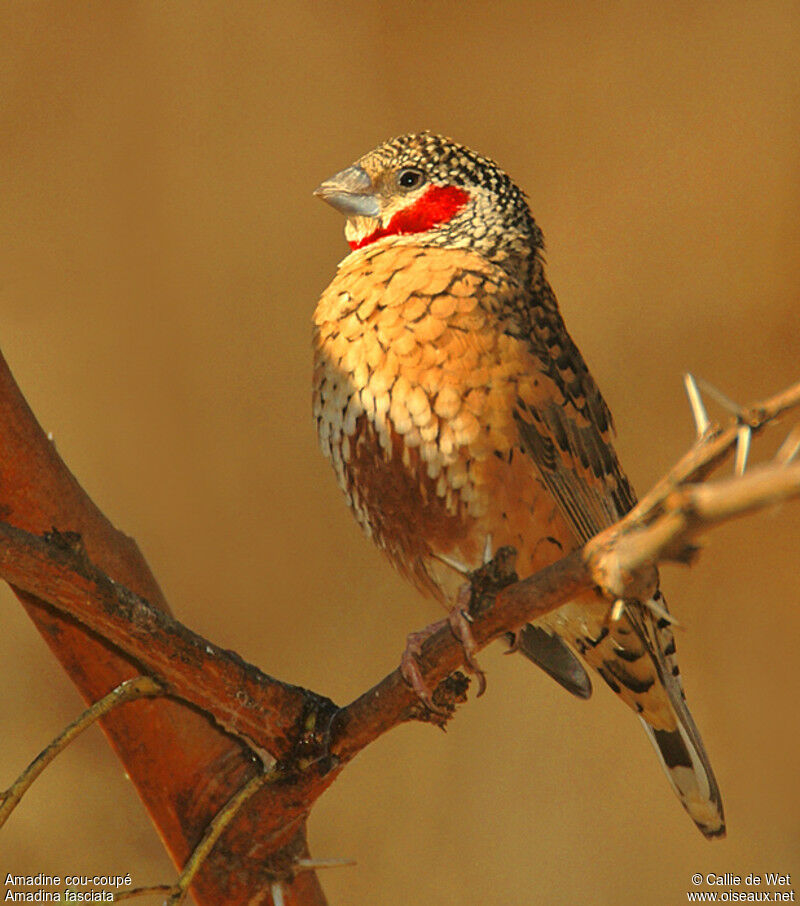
[114,885,173,903]
[0,675,162,828]
[166,769,277,905]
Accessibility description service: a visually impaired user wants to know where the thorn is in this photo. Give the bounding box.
[482,533,493,564]
[433,552,471,575]
[776,426,800,466]
[611,597,683,630]
[683,373,710,437]
[695,376,743,417]
[734,425,751,476]
[643,596,684,630]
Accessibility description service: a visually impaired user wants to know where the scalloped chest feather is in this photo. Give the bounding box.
[311,241,569,599]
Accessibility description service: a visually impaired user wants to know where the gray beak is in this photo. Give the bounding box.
[313,164,380,218]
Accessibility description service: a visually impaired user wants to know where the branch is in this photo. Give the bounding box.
[0,350,327,906]
[590,459,800,586]
[628,377,800,524]
[0,525,332,763]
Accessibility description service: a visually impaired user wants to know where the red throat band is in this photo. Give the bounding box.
[348,185,470,251]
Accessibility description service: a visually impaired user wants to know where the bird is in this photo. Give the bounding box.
[312,131,724,839]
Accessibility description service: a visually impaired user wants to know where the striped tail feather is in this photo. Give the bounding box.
[640,705,725,838]
[548,588,725,838]
[620,591,725,838]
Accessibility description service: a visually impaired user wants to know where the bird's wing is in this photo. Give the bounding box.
[509,624,592,699]
[509,285,636,542]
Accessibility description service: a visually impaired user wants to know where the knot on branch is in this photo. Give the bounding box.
[278,694,341,777]
[409,671,471,728]
[42,528,92,573]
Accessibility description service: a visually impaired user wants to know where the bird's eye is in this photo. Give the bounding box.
[397,168,425,190]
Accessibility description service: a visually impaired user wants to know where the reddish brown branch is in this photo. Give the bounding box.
[0,351,326,906]
[0,521,349,877]
[0,516,584,766]
[0,514,593,879]
[0,524,330,762]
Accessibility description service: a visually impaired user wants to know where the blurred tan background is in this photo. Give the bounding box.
[1,2,798,904]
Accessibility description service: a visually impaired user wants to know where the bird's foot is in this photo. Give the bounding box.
[400,546,519,713]
[400,592,487,714]
[401,617,450,716]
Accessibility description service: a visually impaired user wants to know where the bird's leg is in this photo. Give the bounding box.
[442,536,492,694]
[401,540,516,711]
[448,583,487,696]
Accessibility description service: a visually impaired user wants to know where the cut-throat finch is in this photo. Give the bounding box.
[312,132,724,839]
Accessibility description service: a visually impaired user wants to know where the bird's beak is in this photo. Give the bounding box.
[313,165,380,218]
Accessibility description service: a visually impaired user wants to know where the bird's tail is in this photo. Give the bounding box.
[638,705,725,839]
[562,589,725,838]
[619,592,725,838]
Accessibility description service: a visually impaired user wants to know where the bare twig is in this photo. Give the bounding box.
[588,460,800,596]
[0,675,163,829]
[117,769,279,905]
[618,379,800,532]
[0,348,329,906]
